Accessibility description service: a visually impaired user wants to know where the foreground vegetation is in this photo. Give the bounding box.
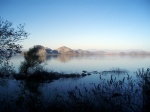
[0,68,150,112]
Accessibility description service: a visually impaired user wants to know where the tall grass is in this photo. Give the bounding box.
[47,70,144,112]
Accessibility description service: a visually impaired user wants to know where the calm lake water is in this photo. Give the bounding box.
[0,54,150,111]
[11,54,150,73]
[8,54,150,91]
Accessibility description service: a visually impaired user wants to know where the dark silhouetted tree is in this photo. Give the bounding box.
[0,18,28,60]
[19,45,44,75]
[0,18,28,76]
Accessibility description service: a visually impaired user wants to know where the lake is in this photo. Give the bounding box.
[11,54,150,73]
[1,54,150,111]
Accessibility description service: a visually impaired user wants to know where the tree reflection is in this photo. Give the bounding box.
[46,54,88,63]
[16,80,43,111]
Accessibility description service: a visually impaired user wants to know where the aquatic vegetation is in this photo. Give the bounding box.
[100,68,128,75]
[47,70,143,112]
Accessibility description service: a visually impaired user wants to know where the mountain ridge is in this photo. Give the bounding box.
[23,45,150,56]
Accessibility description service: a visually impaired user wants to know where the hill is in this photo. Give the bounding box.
[23,45,150,56]
[57,46,77,54]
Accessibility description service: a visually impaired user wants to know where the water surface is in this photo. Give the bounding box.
[1,54,149,111]
[11,54,150,73]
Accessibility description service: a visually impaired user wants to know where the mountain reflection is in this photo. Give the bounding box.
[57,55,74,63]
[46,55,87,63]
[45,54,150,63]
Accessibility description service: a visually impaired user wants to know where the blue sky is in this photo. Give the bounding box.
[0,0,150,50]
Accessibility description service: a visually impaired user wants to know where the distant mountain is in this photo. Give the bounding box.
[128,51,150,55]
[92,50,150,55]
[76,49,91,54]
[23,45,150,56]
[94,51,107,55]
[57,46,77,54]
[56,46,92,54]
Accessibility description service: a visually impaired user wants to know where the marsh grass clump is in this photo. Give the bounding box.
[14,69,59,82]
[101,68,128,75]
[61,73,81,78]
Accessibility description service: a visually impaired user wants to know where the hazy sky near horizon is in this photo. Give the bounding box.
[0,0,150,50]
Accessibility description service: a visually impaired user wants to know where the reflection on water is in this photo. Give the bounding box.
[16,81,43,111]
[46,55,85,63]
[45,54,150,73]
[10,54,150,73]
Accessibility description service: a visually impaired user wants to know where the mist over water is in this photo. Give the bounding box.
[11,54,150,73]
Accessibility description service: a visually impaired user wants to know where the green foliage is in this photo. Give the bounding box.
[19,45,44,75]
[0,17,28,60]
[0,17,28,76]
[0,59,15,77]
